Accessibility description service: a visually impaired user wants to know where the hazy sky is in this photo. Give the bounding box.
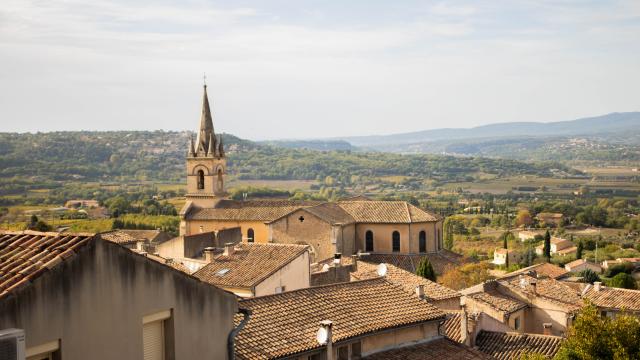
[1,0,639,139]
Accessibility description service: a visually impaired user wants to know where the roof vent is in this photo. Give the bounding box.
[223,242,235,257]
[216,268,230,277]
[204,247,215,262]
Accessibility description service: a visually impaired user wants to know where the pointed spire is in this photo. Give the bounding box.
[218,135,224,157]
[195,84,215,154]
[207,132,216,157]
[188,135,195,157]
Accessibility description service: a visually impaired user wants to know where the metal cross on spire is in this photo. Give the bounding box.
[203,72,207,88]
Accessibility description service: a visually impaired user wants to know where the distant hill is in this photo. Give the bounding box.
[339,112,640,147]
[260,139,352,151]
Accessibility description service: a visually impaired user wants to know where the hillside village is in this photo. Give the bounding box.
[2,87,640,360]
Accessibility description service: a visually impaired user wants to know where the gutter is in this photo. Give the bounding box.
[227,308,251,360]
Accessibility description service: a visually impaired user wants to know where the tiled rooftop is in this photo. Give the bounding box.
[359,249,465,275]
[475,331,563,359]
[187,200,320,221]
[466,289,527,315]
[502,262,568,280]
[101,229,168,244]
[442,311,463,343]
[0,230,95,299]
[234,278,446,359]
[338,201,439,223]
[364,338,491,359]
[499,275,583,311]
[193,243,308,289]
[583,285,640,312]
[351,260,460,301]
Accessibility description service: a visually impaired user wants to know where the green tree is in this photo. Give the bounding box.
[416,257,436,282]
[579,269,600,284]
[576,240,584,260]
[609,273,637,289]
[543,229,551,261]
[555,303,640,359]
[443,217,455,250]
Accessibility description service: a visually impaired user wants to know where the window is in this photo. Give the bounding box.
[514,316,520,330]
[247,228,255,243]
[275,286,285,293]
[351,342,362,359]
[419,231,427,253]
[299,216,305,222]
[143,310,173,360]
[392,231,400,252]
[337,345,349,360]
[197,169,205,190]
[216,168,224,191]
[365,230,374,252]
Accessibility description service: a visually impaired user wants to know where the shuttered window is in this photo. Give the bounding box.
[143,320,164,360]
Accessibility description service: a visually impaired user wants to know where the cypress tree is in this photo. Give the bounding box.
[543,229,551,261]
[416,257,436,282]
[576,240,583,260]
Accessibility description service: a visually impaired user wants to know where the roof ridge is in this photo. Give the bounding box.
[478,330,564,340]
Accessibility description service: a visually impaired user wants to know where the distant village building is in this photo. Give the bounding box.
[564,258,602,274]
[601,257,640,270]
[492,248,520,266]
[64,199,100,208]
[535,236,576,256]
[535,213,565,227]
[518,230,541,242]
[0,230,238,360]
[179,85,444,263]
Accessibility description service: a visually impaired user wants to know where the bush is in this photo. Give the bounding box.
[605,262,635,278]
[608,273,637,289]
[416,258,436,282]
[579,269,600,284]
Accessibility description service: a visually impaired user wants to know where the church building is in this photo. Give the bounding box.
[180,85,444,262]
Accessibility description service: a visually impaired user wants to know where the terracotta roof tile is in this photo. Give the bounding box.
[467,289,527,315]
[0,230,95,300]
[193,243,308,289]
[502,263,568,280]
[187,200,319,221]
[234,278,446,359]
[359,250,465,275]
[364,338,491,359]
[351,261,460,301]
[338,201,439,223]
[583,286,640,312]
[101,229,168,244]
[475,331,563,359]
[442,312,463,343]
[499,275,583,311]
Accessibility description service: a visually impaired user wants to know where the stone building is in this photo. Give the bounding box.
[0,230,239,360]
[179,86,444,262]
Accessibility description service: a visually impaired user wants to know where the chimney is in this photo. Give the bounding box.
[594,281,602,292]
[223,243,235,257]
[350,255,358,272]
[333,253,342,266]
[415,284,425,299]
[460,309,469,346]
[543,323,552,336]
[530,278,537,295]
[136,240,146,251]
[317,320,334,360]
[204,247,215,262]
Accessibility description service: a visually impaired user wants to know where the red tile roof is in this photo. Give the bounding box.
[583,286,640,312]
[364,338,491,359]
[0,230,95,299]
[442,312,463,343]
[475,331,563,359]
[234,278,446,359]
[502,262,568,280]
[466,289,527,316]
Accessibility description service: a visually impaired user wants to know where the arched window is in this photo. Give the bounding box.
[247,228,255,243]
[365,230,374,252]
[217,168,224,192]
[392,231,400,252]
[419,231,427,253]
[197,170,205,190]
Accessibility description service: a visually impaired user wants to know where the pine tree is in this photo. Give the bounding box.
[543,229,551,261]
[576,240,583,260]
[416,257,436,282]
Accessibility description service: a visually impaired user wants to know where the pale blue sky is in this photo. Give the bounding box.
[1,0,639,139]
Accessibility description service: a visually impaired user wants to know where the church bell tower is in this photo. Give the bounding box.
[185,84,227,208]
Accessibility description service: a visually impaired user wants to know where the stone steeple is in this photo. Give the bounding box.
[195,85,215,156]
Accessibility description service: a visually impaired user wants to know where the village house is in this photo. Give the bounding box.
[101,229,173,251]
[535,236,576,256]
[178,85,444,263]
[193,243,310,297]
[0,230,239,360]
[473,331,563,359]
[601,257,640,270]
[517,230,541,242]
[234,277,466,359]
[492,248,520,267]
[582,282,640,317]
[564,258,602,274]
[535,212,565,227]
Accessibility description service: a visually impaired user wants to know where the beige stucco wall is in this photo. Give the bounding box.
[156,236,185,259]
[432,297,462,311]
[354,221,441,254]
[0,239,238,360]
[361,322,440,356]
[185,157,226,208]
[254,251,310,296]
[524,300,570,336]
[268,209,337,262]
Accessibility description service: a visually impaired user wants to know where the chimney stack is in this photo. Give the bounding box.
[350,255,358,272]
[204,247,215,262]
[543,323,552,336]
[530,278,537,295]
[415,284,425,299]
[333,253,342,266]
[136,240,146,251]
[594,281,602,292]
[318,320,334,360]
[223,243,235,257]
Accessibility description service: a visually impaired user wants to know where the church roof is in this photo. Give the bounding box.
[187,200,320,222]
[338,201,440,223]
[195,85,216,156]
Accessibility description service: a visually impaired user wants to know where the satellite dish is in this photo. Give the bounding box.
[377,263,388,277]
[316,326,329,345]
